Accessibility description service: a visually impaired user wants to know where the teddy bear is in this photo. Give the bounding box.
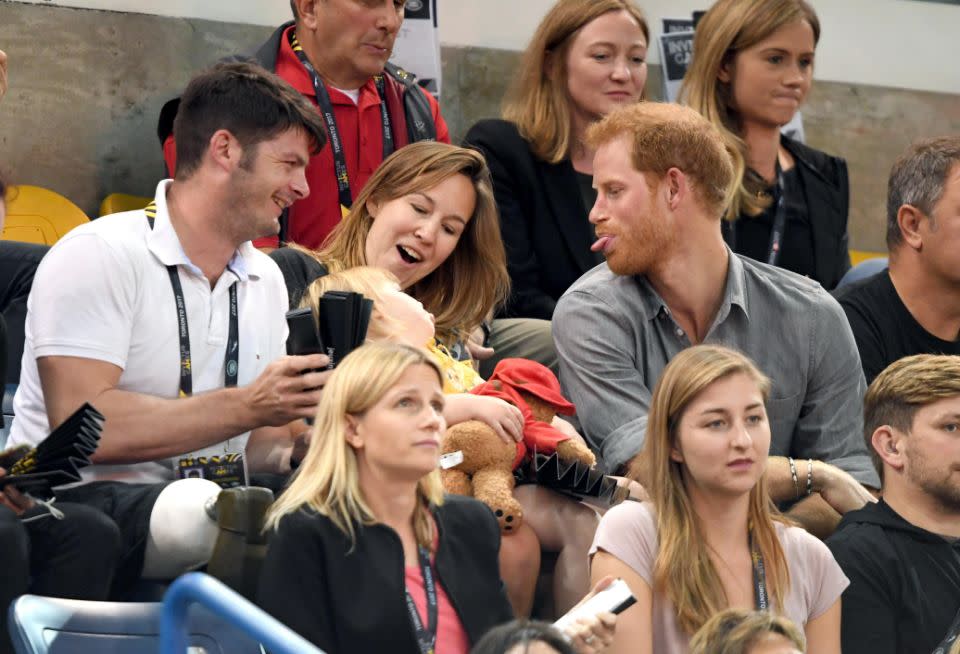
[440,358,596,532]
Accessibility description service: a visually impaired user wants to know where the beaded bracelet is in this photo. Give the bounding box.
[806,459,814,496]
[788,457,800,499]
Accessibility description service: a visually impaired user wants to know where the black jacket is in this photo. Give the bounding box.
[257,495,513,653]
[731,135,851,290]
[826,500,960,654]
[463,119,599,320]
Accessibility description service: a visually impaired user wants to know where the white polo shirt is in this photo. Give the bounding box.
[8,180,289,483]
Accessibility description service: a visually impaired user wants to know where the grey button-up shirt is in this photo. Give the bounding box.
[553,251,879,487]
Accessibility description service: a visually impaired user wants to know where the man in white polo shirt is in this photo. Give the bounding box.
[7,61,329,591]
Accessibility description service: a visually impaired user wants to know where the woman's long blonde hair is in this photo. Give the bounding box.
[502,0,648,163]
[265,343,446,550]
[628,345,791,636]
[679,0,820,220]
[299,267,407,344]
[296,141,509,347]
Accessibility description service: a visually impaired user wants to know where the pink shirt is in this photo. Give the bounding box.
[590,501,849,654]
[405,557,471,654]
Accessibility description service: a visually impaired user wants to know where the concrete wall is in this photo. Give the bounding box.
[2,1,959,251]
[0,3,273,215]
[18,0,960,94]
[442,0,960,95]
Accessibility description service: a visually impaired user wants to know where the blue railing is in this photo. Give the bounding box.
[159,572,325,654]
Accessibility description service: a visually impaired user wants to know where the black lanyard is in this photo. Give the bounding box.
[749,531,769,611]
[765,161,787,267]
[145,202,239,396]
[405,545,438,654]
[289,31,394,211]
[724,162,787,267]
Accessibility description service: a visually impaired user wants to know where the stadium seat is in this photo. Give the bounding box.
[7,595,263,654]
[849,249,886,267]
[98,193,151,217]
[2,187,88,246]
[837,256,889,288]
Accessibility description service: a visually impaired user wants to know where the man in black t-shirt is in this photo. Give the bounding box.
[827,355,960,654]
[834,136,960,383]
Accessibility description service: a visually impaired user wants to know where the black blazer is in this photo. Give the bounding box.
[257,495,513,653]
[464,119,598,320]
[739,135,851,290]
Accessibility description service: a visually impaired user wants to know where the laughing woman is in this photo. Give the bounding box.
[590,346,847,654]
[680,0,851,289]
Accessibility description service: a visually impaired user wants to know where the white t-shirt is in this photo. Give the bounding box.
[8,180,289,483]
[590,500,849,654]
[330,86,360,104]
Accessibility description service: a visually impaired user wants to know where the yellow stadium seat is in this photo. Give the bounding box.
[99,192,152,217]
[2,185,89,245]
[849,249,887,267]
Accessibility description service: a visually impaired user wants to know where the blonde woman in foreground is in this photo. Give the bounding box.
[257,343,615,654]
[590,345,847,653]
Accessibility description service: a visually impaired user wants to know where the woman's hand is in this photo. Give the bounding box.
[608,475,648,501]
[550,415,582,442]
[564,576,618,653]
[0,467,35,516]
[465,324,495,361]
[443,393,523,444]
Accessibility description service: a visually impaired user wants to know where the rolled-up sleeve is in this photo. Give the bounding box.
[792,293,879,487]
[554,288,651,473]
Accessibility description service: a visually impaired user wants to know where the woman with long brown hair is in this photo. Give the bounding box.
[272,140,509,351]
[680,0,850,289]
[464,0,649,320]
[590,345,846,653]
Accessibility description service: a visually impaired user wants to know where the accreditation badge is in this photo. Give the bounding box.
[175,452,247,489]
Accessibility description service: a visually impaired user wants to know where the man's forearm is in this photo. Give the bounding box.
[766,457,844,537]
[86,386,259,464]
[766,456,808,503]
[785,494,842,539]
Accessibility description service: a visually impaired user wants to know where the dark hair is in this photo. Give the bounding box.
[173,61,327,179]
[470,620,576,654]
[0,169,7,205]
[290,0,298,21]
[886,136,960,251]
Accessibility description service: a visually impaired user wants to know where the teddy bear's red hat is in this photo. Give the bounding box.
[486,358,576,416]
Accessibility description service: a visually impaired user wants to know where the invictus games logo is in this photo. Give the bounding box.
[227,360,238,377]
[406,0,424,10]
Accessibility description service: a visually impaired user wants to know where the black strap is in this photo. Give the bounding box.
[289,31,393,212]
[765,160,787,267]
[722,161,788,266]
[750,531,769,611]
[933,605,960,654]
[145,202,239,397]
[405,545,438,654]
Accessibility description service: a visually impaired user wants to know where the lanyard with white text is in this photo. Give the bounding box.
[765,161,787,267]
[405,545,438,654]
[289,31,394,211]
[145,202,239,396]
[750,531,769,611]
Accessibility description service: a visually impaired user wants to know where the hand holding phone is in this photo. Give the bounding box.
[553,578,636,632]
